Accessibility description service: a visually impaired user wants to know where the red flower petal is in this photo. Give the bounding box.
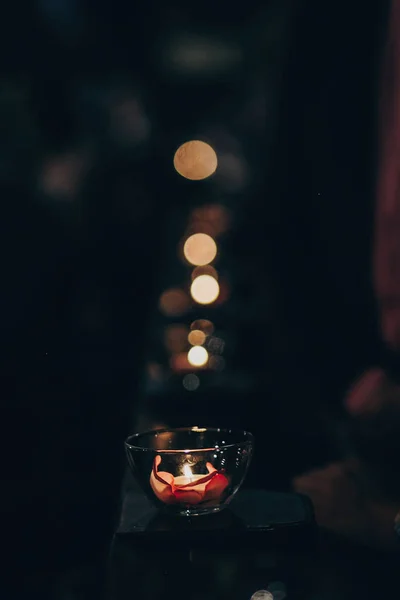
[149,456,176,503]
[203,472,229,503]
[149,456,229,506]
[173,488,204,504]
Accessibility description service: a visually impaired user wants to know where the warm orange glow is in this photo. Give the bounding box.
[188,346,209,367]
[183,233,217,266]
[173,140,218,181]
[164,325,189,353]
[188,329,206,346]
[182,464,194,479]
[190,319,214,335]
[214,280,230,305]
[170,352,191,372]
[189,204,231,237]
[190,274,220,305]
[159,288,189,316]
[191,265,218,280]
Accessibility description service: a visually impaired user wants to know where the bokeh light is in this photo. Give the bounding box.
[41,152,86,199]
[215,151,248,192]
[214,280,230,305]
[188,329,206,346]
[190,319,214,336]
[173,140,218,181]
[110,96,150,146]
[250,592,273,600]
[183,233,217,266]
[164,324,189,353]
[182,373,200,391]
[207,336,225,354]
[190,275,220,305]
[164,34,242,77]
[188,204,231,237]
[191,265,218,280]
[170,352,191,373]
[146,362,164,382]
[188,346,209,367]
[159,288,190,316]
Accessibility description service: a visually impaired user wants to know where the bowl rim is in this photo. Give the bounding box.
[124,426,254,453]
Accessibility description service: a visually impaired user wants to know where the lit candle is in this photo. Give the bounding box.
[150,455,229,506]
[174,464,205,486]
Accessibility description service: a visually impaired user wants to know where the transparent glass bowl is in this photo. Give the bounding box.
[125,427,254,516]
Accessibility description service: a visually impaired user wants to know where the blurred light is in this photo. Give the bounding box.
[159,288,190,316]
[188,330,206,346]
[164,34,242,77]
[250,592,273,600]
[190,275,219,305]
[267,582,286,600]
[214,280,230,305]
[183,233,217,266]
[215,152,248,193]
[164,324,189,353]
[207,336,225,354]
[183,374,200,391]
[190,319,214,336]
[191,265,218,281]
[209,355,226,371]
[188,346,209,367]
[189,204,231,237]
[170,352,191,373]
[174,141,217,181]
[152,422,168,431]
[147,362,164,382]
[41,152,87,199]
[110,97,150,145]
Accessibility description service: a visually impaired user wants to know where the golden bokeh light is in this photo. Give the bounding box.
[190,274,220,305]
[159,288,190,316]
[183,233,217,266]
[173,140,218,181]
[188,345,209,367]
[190,319,214,336]
[188,329,206,346]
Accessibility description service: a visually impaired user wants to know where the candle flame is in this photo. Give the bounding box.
[182,464,193,479]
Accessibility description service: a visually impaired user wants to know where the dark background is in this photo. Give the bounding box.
[1,0,388,596]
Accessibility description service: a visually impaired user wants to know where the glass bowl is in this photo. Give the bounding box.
[125,427,254,516]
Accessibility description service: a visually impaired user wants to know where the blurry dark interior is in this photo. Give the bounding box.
[3,0,400,598]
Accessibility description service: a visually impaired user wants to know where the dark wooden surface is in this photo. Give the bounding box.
[106,489,400,600]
